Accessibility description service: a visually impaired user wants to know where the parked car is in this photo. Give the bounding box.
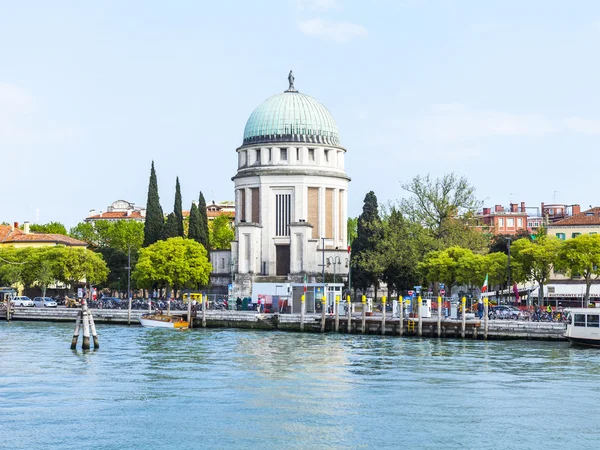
[12,296,34,307]
[33,297,58,308]
[491,305,522,320]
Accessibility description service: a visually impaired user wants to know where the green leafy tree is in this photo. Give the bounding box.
[143,161,164,247]
[556,234,600,302]
[483,252,509,288]
[54,247,109,290]
[377,208,424,295]
[0,247,24,287]
[511,236,562,304]
[418,246,473,293]
[69,222,100,247]
[29,222,68,235]
[209,214,235,250]
[351,191,384,297]
[490,231,531,254]
[198,192,210,251]
[188,202,202,243]
[133,237,212,294]
[174,177,184,237]
[400,173,487,251]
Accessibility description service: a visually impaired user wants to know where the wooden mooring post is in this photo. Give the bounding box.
[300,294,305,332]
[437,296,442,338]
[399,296,404,336]
[381,296,387,335]
[334,295,340,332]
[187,295,193,329]
[201,293,206,328]
[320,295,327,332]
[361,295,366,334]
[417,296,422,337]
[484,297,489,339]
[461,296,467,339]
[347,295,352,333]
[71,295,98,350]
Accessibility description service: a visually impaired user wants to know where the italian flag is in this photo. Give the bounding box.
[303,273,307,294]
[481,273,489,294]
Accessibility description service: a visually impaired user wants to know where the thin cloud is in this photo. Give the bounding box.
[298,18,367,42]
[564,117,600,135]
[405,103,557,142]
[0,81,77,145]
[297,0,340,11]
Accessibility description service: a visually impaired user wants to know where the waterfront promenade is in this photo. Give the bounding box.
[5,307,567,340]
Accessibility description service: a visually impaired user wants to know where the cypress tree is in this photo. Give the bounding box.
[198,191,210,250]
[143,161,164,247]
[162,213,179,240]
[351,191,382,296]
[174,177,184,237]
[188,202,202,243]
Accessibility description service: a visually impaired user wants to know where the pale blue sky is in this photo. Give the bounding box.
[2,0,600,227]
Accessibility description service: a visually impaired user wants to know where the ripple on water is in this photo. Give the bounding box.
[2,322,600,449]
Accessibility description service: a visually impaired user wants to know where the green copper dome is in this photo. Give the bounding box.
[243,90,340,146]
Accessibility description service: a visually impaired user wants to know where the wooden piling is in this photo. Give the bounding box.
[70,312,81,349]
[361,295,366,334]
[201,293,206,328]
[461,296,466,339]
[334,295,340,332]
[127,296,132,325]
[399,296,404,336]
[484,297,488,339]
[381,295,387,335]
[300,294,305,332]
[417,296,422,337]
[320,295,327,332]
[437,296,442,338]
[82,308,91,350]
[347,295,352,333]
[88,310,99,349]
[187,297,193,329]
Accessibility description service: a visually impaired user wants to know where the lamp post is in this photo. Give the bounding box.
[327,256,341,284]
[506,236,512,305]
[127,245,132,325]
[320,237,327,283]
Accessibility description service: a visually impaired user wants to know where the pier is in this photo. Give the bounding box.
[4,307,567,340]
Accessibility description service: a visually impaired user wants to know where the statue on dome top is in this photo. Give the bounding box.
[287,70,296,92]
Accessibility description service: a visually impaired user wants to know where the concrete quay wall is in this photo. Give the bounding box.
[4,308,567,341]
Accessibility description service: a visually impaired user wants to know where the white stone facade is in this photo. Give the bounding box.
[231,143,350,292]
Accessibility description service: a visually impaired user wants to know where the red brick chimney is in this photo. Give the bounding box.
[483,207,491,215]
[495,205,502,212]
[573,205,581,215]
[13,222,18,230]
[521,202,526,212]
[510,203,518,213]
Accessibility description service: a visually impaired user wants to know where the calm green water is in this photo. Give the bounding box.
[1,322,598,450]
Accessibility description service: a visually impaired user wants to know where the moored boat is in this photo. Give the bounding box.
[139,313,189,329]
[564,308,600,347]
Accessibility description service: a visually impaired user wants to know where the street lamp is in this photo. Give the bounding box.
[326,256,341,284]
[506,236,512,305]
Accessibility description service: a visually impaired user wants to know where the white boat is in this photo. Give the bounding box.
[139,313,189,329]
[564,308,600,347]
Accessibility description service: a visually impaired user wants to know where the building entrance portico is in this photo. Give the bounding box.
[275,245,290,276]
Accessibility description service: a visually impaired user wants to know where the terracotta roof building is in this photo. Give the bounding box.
[0,222,87,248]
[548,207,600,240]
[183,201,235,221]
[86,200,146,223]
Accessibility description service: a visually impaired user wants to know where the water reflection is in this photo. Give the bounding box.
[4,322,600,449]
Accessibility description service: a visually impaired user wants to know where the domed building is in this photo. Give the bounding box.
[231,73,350,294]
